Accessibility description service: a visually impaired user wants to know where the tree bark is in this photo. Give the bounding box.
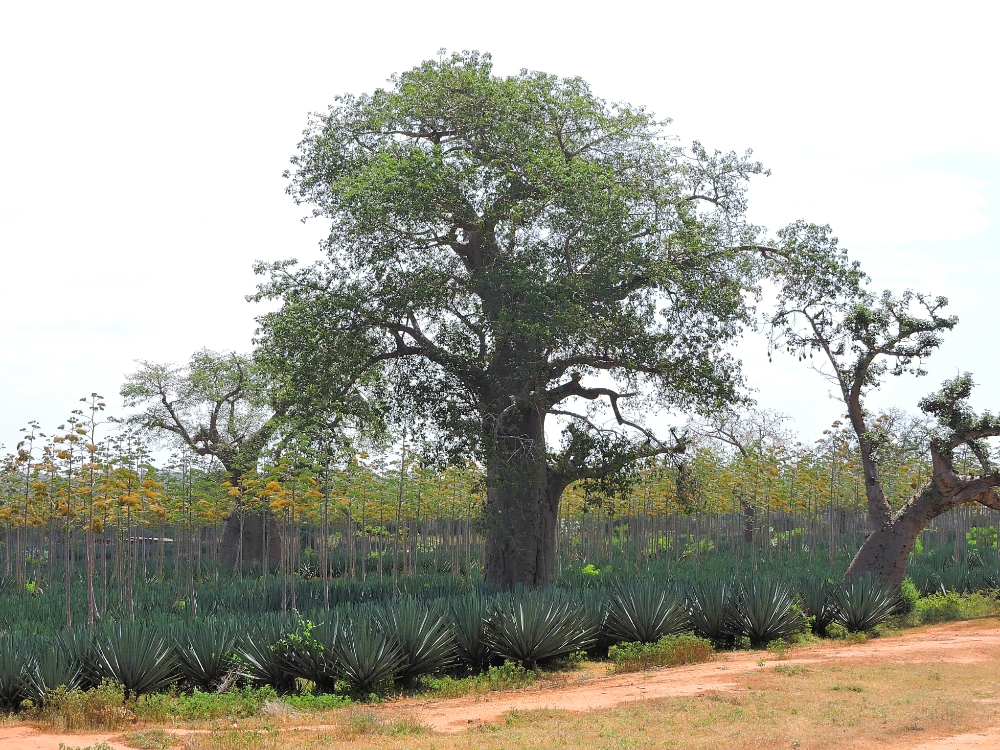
[845,451,1000,589]
[219,510,280,566]
[483,405,562,588]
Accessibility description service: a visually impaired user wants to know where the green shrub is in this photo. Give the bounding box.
[687,579,733,644]
[174,620,239,691]
[608,633,714,673]
[32,680,131,731]
[378,598,457,680]
[899,577,919,614]
[420,660,536,697]
[728,579,806,646]
[282,692,351,710]
[333,618,406,693]
[487,590,596,668]
[919,590,1000,621]
[135,685,275,722]
[93,622,180,697]
[120,729,178,750]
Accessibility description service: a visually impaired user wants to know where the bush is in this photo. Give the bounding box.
[899,577,919,615]
[487,590,596,668]
[30,680,132,731]
[608,634,714,673]
[911,591,1000,624]
[687,579,733,644]
[282,692,351,710]
[420,660,536,697]
[135,685,275,722]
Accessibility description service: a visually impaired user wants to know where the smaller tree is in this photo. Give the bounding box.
[122,349,284,564]
[768,221,1000,586]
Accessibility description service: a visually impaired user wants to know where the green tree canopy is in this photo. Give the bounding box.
[255,51,767,586]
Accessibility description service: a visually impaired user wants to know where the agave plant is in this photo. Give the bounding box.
[379,598,456,680]
[450,594,494,671]
[487,589,596,668]
[60,627,99,689]
[831,575,900,632]
[333,617,406,692]
[605,581,688,644]
[728,578,805,647]
[279,616,342,692]
[21,639,82,703]
[687,579,734,644]
[175,620,238,691]
[237,614,298,693]
[798,578,836,634]
[93,622,180,696]
[0,634,32,707]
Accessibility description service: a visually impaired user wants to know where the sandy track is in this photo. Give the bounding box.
[1,619,998,749]
[395,619,1000,733]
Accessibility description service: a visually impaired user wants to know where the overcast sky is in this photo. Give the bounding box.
[1,0,997,449]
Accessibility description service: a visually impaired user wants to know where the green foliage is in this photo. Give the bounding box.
[281,692,351,710]
[120,729,177,750]
[798,577,836,634]
[22,639,82,704]
[450,594,493,671]
[608,634,714,673]
[728,579,806,647]
[898,577,919,615]
[420,660,536,697]
[135,685,275,722]
[831,576,900,632]
[604,581,689,644]
[32,680,131,731]
[911,591,992,624]
[487,590,596,668]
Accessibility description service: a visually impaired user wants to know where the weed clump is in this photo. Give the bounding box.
[608,634,714,673]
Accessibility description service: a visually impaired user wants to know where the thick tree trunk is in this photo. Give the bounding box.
[219,509,280,567]
[844,486,941,589]
[845,466,1000,589]
[483,406,561,588]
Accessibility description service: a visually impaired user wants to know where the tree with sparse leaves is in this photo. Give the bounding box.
[768,221,1000,587]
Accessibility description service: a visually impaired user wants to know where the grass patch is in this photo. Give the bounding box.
[32,680,133,731]
[281,693,351,711]
[122,729,182,749]
[909,592,1000,625]
[345,709,428,737]
[608,633,714,673]
[773,664,810,676]
[419,661,537,697]
[136,686,276,722]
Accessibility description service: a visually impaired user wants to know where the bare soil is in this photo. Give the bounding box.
[2,619,999,750]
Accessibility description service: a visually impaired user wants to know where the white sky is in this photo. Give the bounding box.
[1,0,998,449]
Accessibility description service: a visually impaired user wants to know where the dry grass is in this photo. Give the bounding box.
[135,651,1000,750]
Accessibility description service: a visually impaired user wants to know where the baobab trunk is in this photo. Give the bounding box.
[483,407,561,588]
[219,509,280,567]
[845,473,1000,589]
[844,487,942,589]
